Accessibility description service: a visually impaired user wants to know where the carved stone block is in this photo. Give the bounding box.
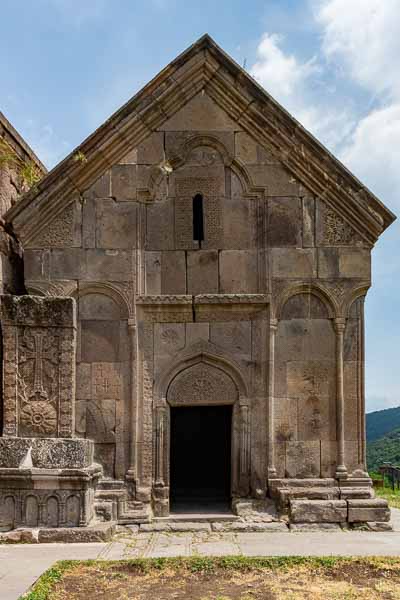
[222,194,258,250]
[187,250,219,294]
[83,249,133,281]
[287,360,335,400]
[235,131,274,164]
[285,441,320,478]
[161,251,186,294]
[95,200,137,249]
[80,320,121,362]
[167,362,238,405]
[50,248,85,279]
[146,200,174,250]
[248,164,299,196]
[160,92,238,131]
[339,249,371,279]
[1,296,76,438]
[83,171,111,199]
[271,248,317,278]
[111,164,137,201]
[268,197,302,247]
[209,321,251,361]
[86,399,116,443]
[28,201,82,249]
[219,250,258,293]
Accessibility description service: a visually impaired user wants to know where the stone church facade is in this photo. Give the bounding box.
[0,36,395,530]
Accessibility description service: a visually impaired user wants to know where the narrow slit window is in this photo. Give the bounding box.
[192,193,204,245]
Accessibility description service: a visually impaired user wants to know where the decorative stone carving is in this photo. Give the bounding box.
[204,196,223,247]
[175,177,221,197]
[168,362,238,405]
[136,295,192,304]
[323,207,360,245]
[1,295,76,438]
[18,329,59,436]
[194,294,270,304]
[30,203,76,248]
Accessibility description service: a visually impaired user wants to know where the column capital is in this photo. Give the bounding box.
[334,317,346,333]
[270,318,278,331]
[128,318,136,329]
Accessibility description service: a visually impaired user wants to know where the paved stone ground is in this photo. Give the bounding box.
[2,510,400,600]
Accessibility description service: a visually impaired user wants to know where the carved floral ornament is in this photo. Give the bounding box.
[323,206,362,245]
[167,362,238,406]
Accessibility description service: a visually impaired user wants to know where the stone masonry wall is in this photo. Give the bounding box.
[21,91,371,489]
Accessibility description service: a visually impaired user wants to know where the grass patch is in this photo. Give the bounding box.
[22,556,400,600]
[375,485,400,509]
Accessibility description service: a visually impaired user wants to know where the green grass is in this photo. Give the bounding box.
[375,485,400,509]
[20,561,80,600]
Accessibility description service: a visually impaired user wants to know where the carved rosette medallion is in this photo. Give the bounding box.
[18,329,59,437]
[168,362,238,405]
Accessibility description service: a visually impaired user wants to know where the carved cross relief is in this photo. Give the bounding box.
[21,331,56,401]
[18,329,59,436]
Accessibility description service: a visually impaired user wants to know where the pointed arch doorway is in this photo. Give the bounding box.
[153,357,251,516]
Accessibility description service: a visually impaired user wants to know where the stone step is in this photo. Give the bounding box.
[270,478,337,490]
[118,502,152,524]
[276,487,340,509]
[290,499,347,523]
[154,514,240,523]
[140,521,211,532]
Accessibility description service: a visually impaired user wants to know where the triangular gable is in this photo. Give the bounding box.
[5,34,395,246]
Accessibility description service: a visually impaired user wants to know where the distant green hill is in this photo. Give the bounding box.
[367,427,400,472]
[366,406,400,442]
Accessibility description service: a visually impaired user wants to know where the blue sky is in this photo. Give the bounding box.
[1,0,399,412]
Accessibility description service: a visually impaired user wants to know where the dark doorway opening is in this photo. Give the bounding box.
[170,405,232,509]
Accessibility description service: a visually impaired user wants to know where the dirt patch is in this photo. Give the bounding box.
[27,557,400,600]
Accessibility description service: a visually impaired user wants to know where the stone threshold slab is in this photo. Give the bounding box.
[154,514,240,523]
[0,522,116,544]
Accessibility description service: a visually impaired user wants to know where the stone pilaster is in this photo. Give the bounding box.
[267,318,277,478]
[334,317,347,478]
[239,399,250,495]
[126,318,138,493]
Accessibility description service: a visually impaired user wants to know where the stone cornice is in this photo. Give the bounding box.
[136,295,193,305]
[135,294,271,305]
[194,294,270,304]
[5,34,396,247]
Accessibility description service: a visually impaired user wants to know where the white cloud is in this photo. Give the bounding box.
[316,0,400,100]
[250,33,319,98]
[340,104,400,210]
[250,32,354,152]
[313,1,400,209]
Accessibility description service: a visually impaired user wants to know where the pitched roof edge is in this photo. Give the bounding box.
[202,38,396,233]
[4,34,396,239]
[0,111,47,174]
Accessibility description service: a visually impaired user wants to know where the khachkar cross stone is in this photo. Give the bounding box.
[1,295,76,439]
[24,331,55,401]
[19,330,58,437]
